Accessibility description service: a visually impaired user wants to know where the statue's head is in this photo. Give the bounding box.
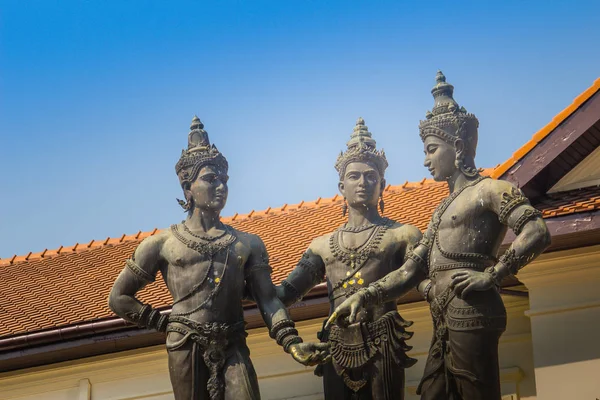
[419,71,479,181]
[175,116,229,213]
[335,118,388,210]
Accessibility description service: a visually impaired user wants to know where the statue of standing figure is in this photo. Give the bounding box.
[327,72,551,400]
[108,117,329,400]
[276,118,421,400]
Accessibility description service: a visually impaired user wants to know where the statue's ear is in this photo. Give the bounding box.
[454,138,465,157]
[380,178,386,192]
[338,181,345,197]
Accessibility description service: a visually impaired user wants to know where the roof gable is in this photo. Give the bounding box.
[492,78,600,199]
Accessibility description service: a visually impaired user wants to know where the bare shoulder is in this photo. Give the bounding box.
[479,178,523,206]
[133,229,170,265]
[481,177,517,195]
[228,226,267,252]
[388,220,422,244]
[308,232,332,257]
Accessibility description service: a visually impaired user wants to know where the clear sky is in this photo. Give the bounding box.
[1,0,599,258]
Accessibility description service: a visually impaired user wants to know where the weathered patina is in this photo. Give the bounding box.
[108,117,328,400]
[276,118,420,400]
[327,72,551,400]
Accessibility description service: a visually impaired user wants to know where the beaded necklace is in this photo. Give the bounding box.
[329,218,393,301]
[170,223,236,316]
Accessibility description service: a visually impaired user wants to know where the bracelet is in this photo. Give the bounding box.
[276,327,299,345]
[282,335,303,353]
[270,319,296,339]
[485,266,503,287]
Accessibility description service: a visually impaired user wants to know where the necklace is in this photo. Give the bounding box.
[339,227,377,251]
[170,224,235,316]
[181,221,228,242]
[328,218,393,300]
[427,176,487,262]
[172,224,236,257]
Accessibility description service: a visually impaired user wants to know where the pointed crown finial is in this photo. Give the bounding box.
[175,116,228,188]
[418,71,479,155]
[335,117,388,178]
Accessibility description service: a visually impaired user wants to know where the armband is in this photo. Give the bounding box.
[125,259,155,283]
[513,208,543,235]
[498,187,529,225]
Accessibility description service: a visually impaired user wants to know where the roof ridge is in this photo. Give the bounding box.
[492,77,600,179]
[0,170,497,267]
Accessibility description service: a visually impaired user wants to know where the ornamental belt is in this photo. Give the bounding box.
[327,311,417,393]
[166,316,246,400]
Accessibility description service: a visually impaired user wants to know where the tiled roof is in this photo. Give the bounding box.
[0,175,450,338]
[491,77,600,180]
[534,185,600,217]
[2,167,600,339]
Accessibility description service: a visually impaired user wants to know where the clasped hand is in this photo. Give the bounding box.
[450,270,495,298]
[288,342,331,366]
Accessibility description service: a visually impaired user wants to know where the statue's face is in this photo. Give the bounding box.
[188,164,229,212]
[339,161,384,209]
[423,136,457,182]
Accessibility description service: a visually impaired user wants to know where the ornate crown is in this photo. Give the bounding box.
[175,116,228,188]
[334,117,388,179]
[418,71,479,149]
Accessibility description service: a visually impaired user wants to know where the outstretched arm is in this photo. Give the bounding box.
[451,181,551,298]
[276,245,326,307]
[107,234,168,332]
[245,236,329,365]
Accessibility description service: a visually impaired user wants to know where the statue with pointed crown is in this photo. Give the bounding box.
[108,117,329,400]
[327,73,551,399]
[276,118,421,400]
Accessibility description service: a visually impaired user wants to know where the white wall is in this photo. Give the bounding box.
[0,296,531,400]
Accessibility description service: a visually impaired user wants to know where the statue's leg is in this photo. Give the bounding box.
[322,361,352,400]
[223,341,261,400]
[368,353,405,400]
[447,329,502,400]
[167,337,210,400]
[417,335,447,400]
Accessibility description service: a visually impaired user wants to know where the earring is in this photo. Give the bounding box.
[341,198,348,217]
[379,195,385,215]
[176,198,190,211]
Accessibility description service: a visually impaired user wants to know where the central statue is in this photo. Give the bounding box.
[108,117,328,400]
[276,118,421,400]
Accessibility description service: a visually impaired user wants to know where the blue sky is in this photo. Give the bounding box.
[1,0,599,258]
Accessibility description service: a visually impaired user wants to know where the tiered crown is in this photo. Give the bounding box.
[175,116,228,188]
[334,117,388,178]
[418,71,479,148]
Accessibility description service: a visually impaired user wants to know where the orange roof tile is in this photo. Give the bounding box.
[491,77,600,180]
[7,161,600,342]
[0,174,451,338]
[3,165,599,339]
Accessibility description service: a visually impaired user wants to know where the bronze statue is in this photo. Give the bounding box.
[327,72,551,400]
[276,118,420,400]
[108,117,329,400]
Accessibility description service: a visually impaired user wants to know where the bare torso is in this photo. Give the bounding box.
[311,220,420,322]
[158,224,256,324]
[428,178,507,306]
